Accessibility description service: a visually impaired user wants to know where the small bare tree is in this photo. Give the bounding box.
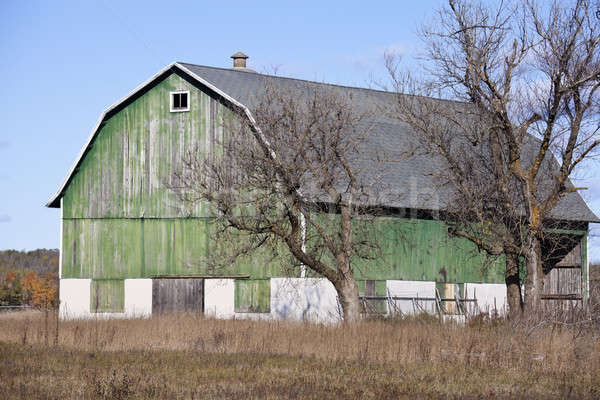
[390,0,600,314]
[169,82,383,322]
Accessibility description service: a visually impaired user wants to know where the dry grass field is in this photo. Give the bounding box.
[1,310,599,399]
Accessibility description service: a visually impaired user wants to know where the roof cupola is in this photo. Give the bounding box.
[231,51,248,68]
[230,52,256,73]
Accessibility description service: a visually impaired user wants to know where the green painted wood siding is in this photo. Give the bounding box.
[63,73,234,219]
[90,280,124,313]
[62,218,289,279]
[62,216,505,282]
[234,279,271,313]
[353,217,506,283]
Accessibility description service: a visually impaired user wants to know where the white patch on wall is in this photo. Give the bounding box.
[204,279,235,318]
[60,278,153,319]
[203,278,341,323]
[270,278,341,323]
[464,283,507,315]
[59,279,91,319]
[386,280,436,315]
[124,279,152,317]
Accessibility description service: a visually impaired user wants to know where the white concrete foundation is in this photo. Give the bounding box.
[59,276,509,321]
[124,279,152,317]
[386,280,436,314]
[59,278,91,319]
[270,278,340,323]
[60,278,153,319]
[204,279,235,318]
[203,278,341,323]
[464,283,507,315]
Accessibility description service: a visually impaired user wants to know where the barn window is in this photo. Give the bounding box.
[170,91,190,112]
[234,279,270,313]
[90,279,124,313]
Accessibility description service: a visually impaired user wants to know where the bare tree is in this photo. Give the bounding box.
[169,82,383,322]
[390,0,600,314]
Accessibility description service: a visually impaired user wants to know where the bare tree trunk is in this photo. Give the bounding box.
[44,308,49,346]
[334,276,360,322]
[505,253,523,318]
[54,307,59,346]
[332,204,361,322]
[523,235,544,312]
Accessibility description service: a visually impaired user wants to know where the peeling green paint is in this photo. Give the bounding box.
[62,215,507,283]
[90,279,124,313]
[234,279,271,313]
[63,73,234,219]
[355,217,506,283]
[62,218,290,279]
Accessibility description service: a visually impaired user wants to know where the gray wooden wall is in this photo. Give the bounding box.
[152,278,204,314]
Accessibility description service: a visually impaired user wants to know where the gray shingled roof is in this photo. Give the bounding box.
[180,63,599,223]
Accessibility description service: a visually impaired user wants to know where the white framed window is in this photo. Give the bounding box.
[170,91,190,112]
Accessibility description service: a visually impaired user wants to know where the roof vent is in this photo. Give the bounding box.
[230,52,256,73]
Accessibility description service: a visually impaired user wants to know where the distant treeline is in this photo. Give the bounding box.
[0,249,59,277]
[0,249,59,308]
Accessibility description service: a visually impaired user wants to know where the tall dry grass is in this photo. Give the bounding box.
[1,310,600,398]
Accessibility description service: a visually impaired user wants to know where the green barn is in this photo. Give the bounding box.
[47,53,597,320]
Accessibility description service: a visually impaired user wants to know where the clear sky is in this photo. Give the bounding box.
[0,0,598,261]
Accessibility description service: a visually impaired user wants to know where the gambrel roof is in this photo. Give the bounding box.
[46,62,599,223]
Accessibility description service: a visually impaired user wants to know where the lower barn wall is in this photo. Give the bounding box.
[386,280,437,314]
[204,279,235,318]
[59,279,91,319]
[60,278,152,319]
[464,283,508,315]
[60,278,509,321]
[270,278,340,322]
[124,279,153,316]
[204,278,341,323]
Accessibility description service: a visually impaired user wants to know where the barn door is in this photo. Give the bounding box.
[152,278,204,314]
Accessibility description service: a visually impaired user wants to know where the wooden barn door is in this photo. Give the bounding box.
[152,278,204,314]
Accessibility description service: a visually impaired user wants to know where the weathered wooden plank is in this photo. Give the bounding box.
[543,267,582,295]
[152,278,204,314]
[541,294,583,300]
[556,243,582,267]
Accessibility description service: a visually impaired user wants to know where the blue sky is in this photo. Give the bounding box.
[0,0,598,261]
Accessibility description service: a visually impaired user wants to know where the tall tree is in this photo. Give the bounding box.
[169,83,384,322]
[390,0,600,314]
